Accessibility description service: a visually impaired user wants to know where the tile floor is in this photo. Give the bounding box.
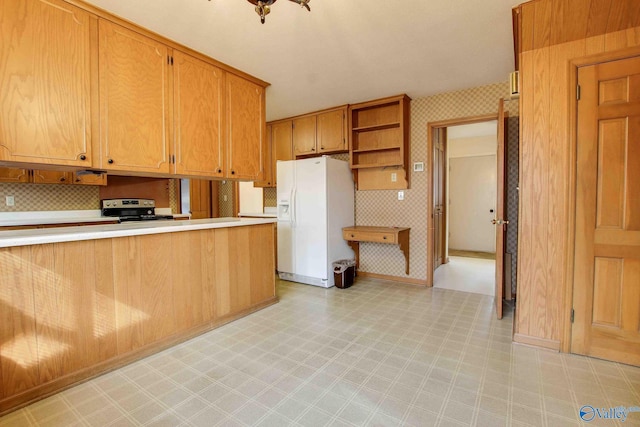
[1,277,640,427]
[433,257,496,297]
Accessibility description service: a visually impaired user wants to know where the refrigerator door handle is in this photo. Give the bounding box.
[291,187,297,228]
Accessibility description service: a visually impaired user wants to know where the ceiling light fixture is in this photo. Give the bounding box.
[208,0,311,24]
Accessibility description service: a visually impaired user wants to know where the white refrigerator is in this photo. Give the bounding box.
[277,157,355,288]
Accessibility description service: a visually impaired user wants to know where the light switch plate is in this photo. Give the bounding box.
[398,191,404,201]
[391,172,397,182]
[5,195,15,207]
[413,162,424,172]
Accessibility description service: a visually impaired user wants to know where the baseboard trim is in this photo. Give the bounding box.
[513,333,560,351]
[357,271,428,286]
[0,297,279,417]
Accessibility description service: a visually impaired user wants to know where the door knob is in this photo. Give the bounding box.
[492,219,509,225]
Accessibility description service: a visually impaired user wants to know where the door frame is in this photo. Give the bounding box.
[426,113,500,287]
[564,45,640,353]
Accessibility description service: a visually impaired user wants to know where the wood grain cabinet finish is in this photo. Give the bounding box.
[0,168,30,183]
[0,0,93,167]
[317,108,347,153]
[226,73,266,181]
[0,167,106,185]
[173,51,225,178]
[291,106,348,158]
[255,121,294,188]
[293,115,317,156]
[98,20,171,174]
[254,124,273,187]
[0,224,276,414]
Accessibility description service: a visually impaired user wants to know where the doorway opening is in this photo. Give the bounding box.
[434,121,498,297]
[427,101,512,319]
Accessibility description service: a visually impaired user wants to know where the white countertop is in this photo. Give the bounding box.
[0,217,276,248]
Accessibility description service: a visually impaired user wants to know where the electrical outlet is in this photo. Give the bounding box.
[391,173,397,182]
[223,195,228,202]
[398,191,404,201]
[5,195,15,207]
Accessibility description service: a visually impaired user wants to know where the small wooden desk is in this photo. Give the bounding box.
[342,226,410,274]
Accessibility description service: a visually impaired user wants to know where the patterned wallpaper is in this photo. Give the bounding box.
[264,187,277,207]
[356,82,517,281]
[0,179,180,213]
[218,181,235,217]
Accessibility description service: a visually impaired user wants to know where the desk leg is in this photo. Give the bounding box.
[398,232,410,275]
[348,241,360,271]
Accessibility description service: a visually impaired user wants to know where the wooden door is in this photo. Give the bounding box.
[494,99,506,320]
[293,116,317,156]
[189,179,212,219]
[317,108,346,153]
[0,168,30,183]
[32,170,71,185]
[272,121,294,186]
[98,20,171,174]
[0,0,93,167]
[226,74,265,180]
[572,56,640,365]
[173,51,224,178]
[433,128,446,270]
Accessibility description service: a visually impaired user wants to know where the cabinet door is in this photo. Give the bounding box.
[254,124,273,187]
[293,116,317,156]
[98,20,171,174]
[0,168,30,183]
[32,170,71,185]
[173,51,224,178]
[226,74,265,180]
[0,0,93,167]
[317,108,346,153]
[72,172,107,186]
[272,121,293,186]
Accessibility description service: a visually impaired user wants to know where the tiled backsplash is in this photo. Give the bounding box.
[0,180,180,213]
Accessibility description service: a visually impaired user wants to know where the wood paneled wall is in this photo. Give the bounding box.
[515,0,640,350]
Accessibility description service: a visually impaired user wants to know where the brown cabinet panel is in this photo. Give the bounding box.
[72,172,107,186]
[317,108,346,153]
[31,170,70,185]
[0,168,30,183]
[173,51,225,178]
[226,74,265,180]
[0,246,40,397]
[0,0,92,167]
[293,115,317,156]
[98,20,171,174]
[254,124,273,187]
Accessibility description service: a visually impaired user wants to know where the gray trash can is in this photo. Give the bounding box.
[333,259,356,289]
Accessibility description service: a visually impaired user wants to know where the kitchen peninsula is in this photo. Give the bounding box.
[0,218,276,414]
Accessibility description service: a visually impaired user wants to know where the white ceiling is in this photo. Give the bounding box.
[83,0,517,122]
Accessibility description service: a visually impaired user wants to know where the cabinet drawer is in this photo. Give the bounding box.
[343,230,397,244]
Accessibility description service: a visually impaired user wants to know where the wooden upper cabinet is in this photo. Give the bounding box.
[173,51,225,178]
[272,121,294,185]
[226,74,265,180]
[0,0,93,167]
[317,107,347,153]
[98,20,171,174]
[293,116,317,156]
[0,168,30,183]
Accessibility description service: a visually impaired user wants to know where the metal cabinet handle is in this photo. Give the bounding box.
[108,159,114,164]
[79,155,86,161]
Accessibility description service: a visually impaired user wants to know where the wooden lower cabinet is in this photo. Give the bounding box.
[0,224,276,414]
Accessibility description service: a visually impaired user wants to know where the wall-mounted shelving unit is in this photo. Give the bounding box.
[348,94,411,189]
